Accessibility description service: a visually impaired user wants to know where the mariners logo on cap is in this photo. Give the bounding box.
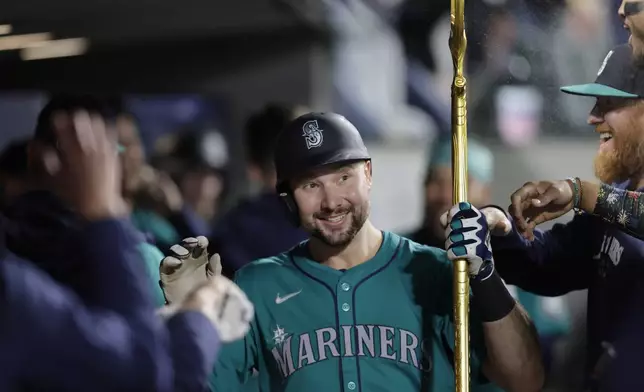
[560,44,644,98]
[302,120,324,149]
[597,50,614,77]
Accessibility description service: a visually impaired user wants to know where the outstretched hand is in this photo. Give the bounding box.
[160,236,222,304]
[158,236,254,343]
[508,180,574,240]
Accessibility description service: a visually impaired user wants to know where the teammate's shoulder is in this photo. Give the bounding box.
[385,232,451,275]
[236,253,290,277]
[387,233,452,284]
[392,232,449,263]
[233,242,304,283]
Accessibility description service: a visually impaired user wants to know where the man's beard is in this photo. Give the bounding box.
[594,132,644,184]
[309,203,369,247]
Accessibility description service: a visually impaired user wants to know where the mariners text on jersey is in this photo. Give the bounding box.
[210,232,501,392]
[271,323,433,378]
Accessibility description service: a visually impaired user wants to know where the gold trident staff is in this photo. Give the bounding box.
[449,0,470,390]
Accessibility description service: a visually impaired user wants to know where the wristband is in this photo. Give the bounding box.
[470,270,516,322]
[566,177,582,210]
[577,177,583,211]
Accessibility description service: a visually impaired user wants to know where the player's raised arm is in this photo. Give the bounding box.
[504,178,644,242]
[444,203,544,392]
[475,202,594,296]
[0,109,245,392]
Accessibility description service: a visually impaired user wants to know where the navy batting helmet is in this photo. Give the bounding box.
[274,112,370,224]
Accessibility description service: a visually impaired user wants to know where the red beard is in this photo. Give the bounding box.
[594,132,644,184]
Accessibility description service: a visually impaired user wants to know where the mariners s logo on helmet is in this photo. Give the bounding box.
[302,120,324,150]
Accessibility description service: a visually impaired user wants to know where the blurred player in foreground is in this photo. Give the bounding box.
[162,112,544,391]
[0,110,253,391]
[473,43,644,391]
[1,96,166,307]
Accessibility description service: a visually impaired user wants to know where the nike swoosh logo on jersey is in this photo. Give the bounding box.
[275,290,302,304]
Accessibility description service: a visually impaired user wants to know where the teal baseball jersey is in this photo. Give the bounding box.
[210,231,503,392]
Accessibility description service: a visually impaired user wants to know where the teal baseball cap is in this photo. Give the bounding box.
[426,137,494,184]
[560,44,644,98]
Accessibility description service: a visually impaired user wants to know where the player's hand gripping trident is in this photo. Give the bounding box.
[159,236,254,342]
[442,202,505,280]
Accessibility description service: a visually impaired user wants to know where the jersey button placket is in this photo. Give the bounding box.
[337,281,353,316]
[337,280,357,392]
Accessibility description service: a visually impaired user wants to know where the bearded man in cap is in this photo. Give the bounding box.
[475,43,644,391]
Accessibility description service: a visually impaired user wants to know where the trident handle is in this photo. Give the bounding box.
[448,0,470,391]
